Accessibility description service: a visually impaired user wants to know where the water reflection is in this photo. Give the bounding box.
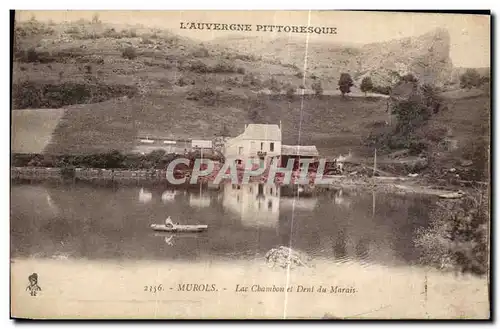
[189,194,211,208]
[161,190,177,203]
[153,232,204,247]
[11,182,435,268]
[333,189,351,208]
[138,187,152,204]
[222,183,280,228]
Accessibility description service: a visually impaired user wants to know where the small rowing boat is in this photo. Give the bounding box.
[150,216,207,232]
[150,223,208,232]
[438,190,465,199]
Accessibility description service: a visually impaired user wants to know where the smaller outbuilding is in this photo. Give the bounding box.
[280,145,319,169]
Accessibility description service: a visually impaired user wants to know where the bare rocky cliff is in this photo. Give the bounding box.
[210,28,454,88]
[358,28,453,87]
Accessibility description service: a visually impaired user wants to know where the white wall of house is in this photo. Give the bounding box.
[226,139,281,158]
[224,124,282,164]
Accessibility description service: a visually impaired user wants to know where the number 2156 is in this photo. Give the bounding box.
[144,285,163,293]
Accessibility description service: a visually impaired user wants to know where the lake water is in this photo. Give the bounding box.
[10,182,490,319]
[11,182,435,265]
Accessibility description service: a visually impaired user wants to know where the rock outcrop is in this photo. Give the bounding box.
[358,28,453,87]
[212,28,454,89]
[265,246,309,269]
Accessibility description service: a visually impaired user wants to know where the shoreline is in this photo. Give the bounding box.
[10,166,472,196]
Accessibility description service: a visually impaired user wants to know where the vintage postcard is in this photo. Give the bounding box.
[10,10,491,319]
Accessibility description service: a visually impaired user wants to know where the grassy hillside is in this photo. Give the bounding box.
[11,19,490,164]
[11,109,66,154]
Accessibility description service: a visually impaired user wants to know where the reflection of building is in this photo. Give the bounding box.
[161,190,177,203]
[223,183,280,227]
[280,197,318,210]
[224,124,282,165]
[138,188,152,203]
[189,193,211,208]
[333,189,352,208]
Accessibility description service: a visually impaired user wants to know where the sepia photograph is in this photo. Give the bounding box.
[9,10,491,319]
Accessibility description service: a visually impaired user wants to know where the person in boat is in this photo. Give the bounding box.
[165,216,174,228]
[165,216,180,228]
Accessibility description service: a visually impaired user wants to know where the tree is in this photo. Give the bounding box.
[92,13,101,24]
[400,73,418,83]
[360,76,374,96]
[338,73,354,97]
[421,84,443,114]
[311,81,323,96]
[268,77,281,93]
[122,47,137,60]
[460,68,482,89]
[221,124,230,137]
[102,150,125,168]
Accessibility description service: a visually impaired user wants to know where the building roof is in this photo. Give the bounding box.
[281,145,319,157]
[239,124,281,141]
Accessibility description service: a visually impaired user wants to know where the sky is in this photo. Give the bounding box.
[16,10,491,68]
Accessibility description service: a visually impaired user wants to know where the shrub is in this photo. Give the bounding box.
[122,29,137,38]
[15,48,57,64]
[60,165,76,179]
[248,109,262,122]
[400,73,418,83]
[242,73,260,87]
[460,68,483,89]
[12,81,138,109]
[175,77,189,87]
[462,133,489,181]
[414,189,489,275]
[266,77,281,92]
[122,47,137,60]
[15,21,54,38]
[421,83,444,114]
[141,38,154,45]
[311,81,323,96]
[80,30,101,40]
[212,61,237,73]
[221,124,230,137]
[186,87,219,106]
[65,26,81,35]
[295,72,304,79]
[286,86,296,98]
[231,53,256,61]
[192,47,209,58]
[103,28,121,39]
[223,77,238,86]
[236,67,245,74]
[372,85,391,95]
[187,60,209,73]
[26,48,40,62]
